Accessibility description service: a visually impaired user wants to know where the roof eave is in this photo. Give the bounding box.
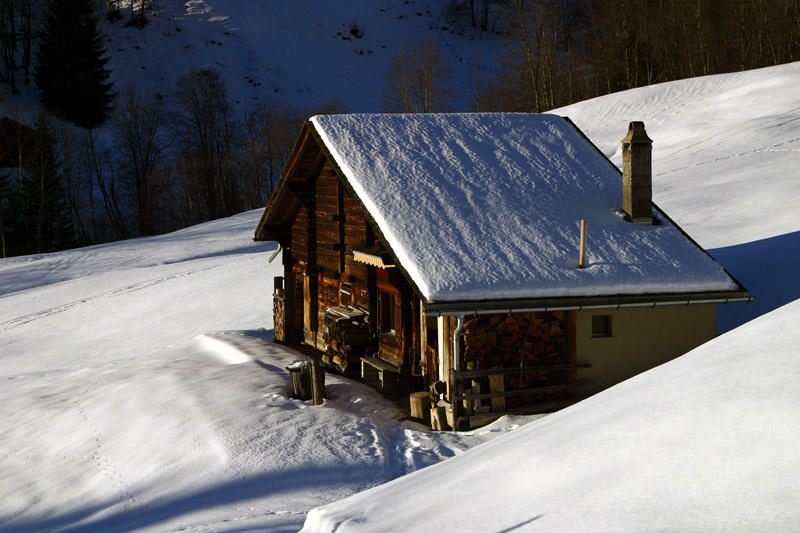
[254,122,317,242]
[422,289,753,317]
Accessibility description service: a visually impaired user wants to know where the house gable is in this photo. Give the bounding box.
[259,126,420,373]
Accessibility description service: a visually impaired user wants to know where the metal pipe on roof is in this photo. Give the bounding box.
[579,220,587,268]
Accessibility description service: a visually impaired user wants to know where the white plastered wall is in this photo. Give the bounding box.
[576,304,716,395]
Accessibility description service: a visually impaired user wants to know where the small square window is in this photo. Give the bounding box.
[591,314,612,338]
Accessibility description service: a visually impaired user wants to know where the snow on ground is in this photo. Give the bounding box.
[0,210,536,532]
[555,62,800,251]
[3,0,501,121]
[303,297,800,533]
[102,0,498,113]
[1,10,797,526]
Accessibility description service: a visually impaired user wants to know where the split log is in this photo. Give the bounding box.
[431,406,448,431]
[410,392,431,424]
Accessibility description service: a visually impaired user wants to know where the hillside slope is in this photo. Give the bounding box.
[555,62,800,250]
[0,211,536,532]
[102,0,497,113]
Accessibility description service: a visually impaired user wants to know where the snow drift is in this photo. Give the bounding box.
[303,296,800,532]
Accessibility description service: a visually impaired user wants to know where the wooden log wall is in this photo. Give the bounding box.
[291,205,309,265]
[291,264,305,341]
[313,166,373,343]
[461,311,572,409]
[283,155,419,378]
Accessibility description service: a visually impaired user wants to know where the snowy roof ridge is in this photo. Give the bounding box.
[308,113,743,303]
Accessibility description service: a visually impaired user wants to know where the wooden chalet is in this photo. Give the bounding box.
[255,113,750,430]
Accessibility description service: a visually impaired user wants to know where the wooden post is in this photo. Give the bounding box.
[430,406,448,431]
[310,357,324,405]
[462,388,474,417]
[489,367,505,412]
[419,301,427,375]
[471,380,489,413]
[579,219,587,269]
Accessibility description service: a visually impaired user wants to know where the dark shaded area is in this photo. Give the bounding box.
[481,0,799,113]
[711,230,800,333]
[7,464,362,533]
[35,0,114,129]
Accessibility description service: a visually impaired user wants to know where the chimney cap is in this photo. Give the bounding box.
[622,121,653,145]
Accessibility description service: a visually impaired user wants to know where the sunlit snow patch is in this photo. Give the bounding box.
[195,334,253,364]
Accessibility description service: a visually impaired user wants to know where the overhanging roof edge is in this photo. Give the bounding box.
[422,290,753,316]
[307,118,427,299]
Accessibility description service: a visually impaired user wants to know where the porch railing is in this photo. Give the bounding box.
[449,359,592,429]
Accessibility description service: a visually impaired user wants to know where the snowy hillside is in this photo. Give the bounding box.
[1,0,499,115]
[303,297,800,533]
[555,62,800,251]
[0,14,797,528]
[0,210,537,532]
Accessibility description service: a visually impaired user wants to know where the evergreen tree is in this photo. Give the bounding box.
[0,112,73,257]
[35,0,114,129]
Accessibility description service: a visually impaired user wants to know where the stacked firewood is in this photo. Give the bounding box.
[462,312,568,407]
[463,312,565,365]
[273,288,285,343]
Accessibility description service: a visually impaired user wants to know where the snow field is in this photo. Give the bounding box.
[303,296,800,532]
[0,210,535,532]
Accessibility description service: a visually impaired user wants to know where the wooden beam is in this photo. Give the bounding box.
[455,380,594,401]
[311,357,325,406]
[454,362,590,380]
[488,370,505,411]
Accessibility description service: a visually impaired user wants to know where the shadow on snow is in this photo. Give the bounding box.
[9,463,361,533]
[711,229,800,333]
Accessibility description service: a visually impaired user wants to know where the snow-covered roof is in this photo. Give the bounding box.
[309,113,741,303]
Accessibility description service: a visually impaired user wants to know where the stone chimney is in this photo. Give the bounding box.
[621,121,653,225]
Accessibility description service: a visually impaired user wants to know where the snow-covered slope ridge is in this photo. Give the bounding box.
[311,113,740,302]
[302,297,800,533]
[553,61,800,332]
[555,61,800,251]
